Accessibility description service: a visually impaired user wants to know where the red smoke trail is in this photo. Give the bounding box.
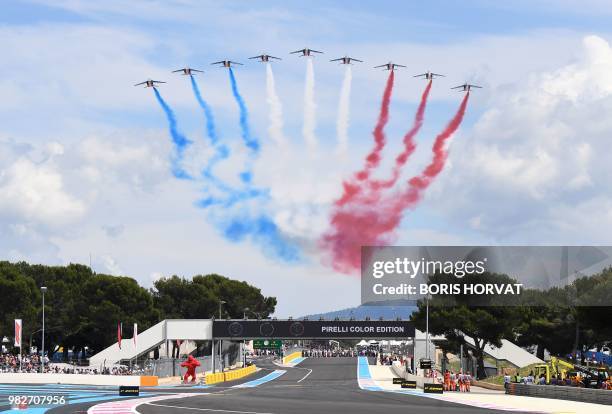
[395,91,470,210]
[368,79,433,195]
[322,92,470,274]
[336,71,395,206]
[322,206,403,273]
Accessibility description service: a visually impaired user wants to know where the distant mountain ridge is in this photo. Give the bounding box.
[302,300,417,320]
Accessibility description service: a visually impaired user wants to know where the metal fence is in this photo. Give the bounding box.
[137,342,242,378]
[142,356,213,378]
[507,383,612,405]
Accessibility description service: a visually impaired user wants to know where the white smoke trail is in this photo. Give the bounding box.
[302,58,317,151]
[265,63,285,147]
[336,65,352,156]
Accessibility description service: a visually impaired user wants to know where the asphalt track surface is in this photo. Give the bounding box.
[0,368,274,413]
[136,357,523,414]
[0,357,528,413]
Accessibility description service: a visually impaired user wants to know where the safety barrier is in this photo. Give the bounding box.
[223,365,256,382]
[390,362,437,389]
[204,365,257,385]
[0,373,157,386]
[506,383,612,405]
[282,351,302,364]
[140,376,159,386]
[204,372,225,385]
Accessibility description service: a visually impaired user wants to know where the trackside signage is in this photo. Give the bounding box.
[213,320,415,339]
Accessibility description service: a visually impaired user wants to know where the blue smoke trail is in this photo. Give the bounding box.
[223,214,300,262]
[194,69,300,262]
[229,68,260,155]
[190,75,219,146]
[153,87,192,180]
[189,74,231,185]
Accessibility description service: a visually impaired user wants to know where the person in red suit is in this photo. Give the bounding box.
[181,355,200,383]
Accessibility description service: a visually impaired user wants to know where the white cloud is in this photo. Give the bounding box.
[0,155,85,226]
[428,35,612,243]
[102,254,123,276]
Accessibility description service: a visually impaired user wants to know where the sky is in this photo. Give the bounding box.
[2,0,612,317]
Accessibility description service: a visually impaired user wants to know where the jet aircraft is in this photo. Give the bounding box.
[211,60,243,68]
[374,62,406,71]
[290,48,323,57]
[451,83,482,91]
[134,79,165,88]
[172,67,203,75]
[330,56,363,64]
[249,54,281,62]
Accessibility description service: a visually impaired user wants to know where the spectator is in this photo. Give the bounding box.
[503,373,511,389]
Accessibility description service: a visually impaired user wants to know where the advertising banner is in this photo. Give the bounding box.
[14,319,22,348]
[213,319,415,339]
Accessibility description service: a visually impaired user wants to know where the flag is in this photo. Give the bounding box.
[117,322,122,350]
[133,323,138,348]
[14,319,22,348]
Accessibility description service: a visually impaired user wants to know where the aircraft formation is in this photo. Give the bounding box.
[141,46,479,270]
[134,47,482,91]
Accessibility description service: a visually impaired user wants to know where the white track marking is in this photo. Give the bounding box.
[297,368,313,383]
[145,402,275,414]
[88,394,194,414]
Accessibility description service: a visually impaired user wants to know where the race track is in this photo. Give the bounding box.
[0,357,531,413]
[136,358,522,414]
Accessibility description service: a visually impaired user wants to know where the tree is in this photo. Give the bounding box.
[514,269,612,360]
[0,262,160,355]
[16,262,94,358]
[411,271,523,379]
[152,274,276,320]
[0,262,40,351]
[0,261,277,358]
[77,274,160,353]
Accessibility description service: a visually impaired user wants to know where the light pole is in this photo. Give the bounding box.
[218,300,226,371]
[41,286,47,373]
[242,308,250,368]
[425,294,429,360]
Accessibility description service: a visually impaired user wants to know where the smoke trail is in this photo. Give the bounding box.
[189,74,231,190]
[335,71,395,206]
[302,58,317,150]
[336,65,352,155]
[190,75,218,146]
[265,63,286,146]
[153,87,192,180]
[193,68,300,262]
[229,68,260,155]
[222,214,300,262]
[322,92,470,273]
[367,79,433,195]
[397,91,470,208]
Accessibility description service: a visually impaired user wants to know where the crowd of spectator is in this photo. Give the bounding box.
[0,354,47,373]
[302,347,357,357]
[0,353,135,375]
[378,353,405,366]
[252,349,282,357]
[506,371,612,390]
